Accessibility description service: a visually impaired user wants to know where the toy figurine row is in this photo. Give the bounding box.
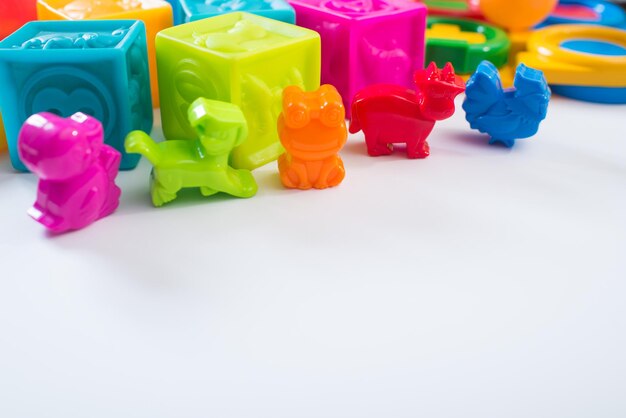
[18,61,550,234]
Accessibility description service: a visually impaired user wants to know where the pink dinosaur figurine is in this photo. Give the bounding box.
[18,112,122,233]
[349,62,466,158]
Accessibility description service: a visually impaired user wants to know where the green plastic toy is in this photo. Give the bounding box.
[156,12,321,171]
[125,98,258,207]
[426,16,510,74]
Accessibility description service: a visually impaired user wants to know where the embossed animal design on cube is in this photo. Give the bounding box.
[289,0,426,116]
[349,62,465,159]
[156,12,320,170]
[125,98,258,207]
[37,0,173,106]
[18,112,122,233]
[0,20,153,171]
[278,85,347,189]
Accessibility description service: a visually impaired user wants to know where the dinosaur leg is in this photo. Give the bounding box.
[406,137,430,159]
[100,183,121,218]
[75,187,104,229]
[28,205,69,233]
[365,131,393,157]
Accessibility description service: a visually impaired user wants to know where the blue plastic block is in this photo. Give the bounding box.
[0,20,153,171]
[165,0,185,25]
[463,60,551,147]
[180,0,295,24]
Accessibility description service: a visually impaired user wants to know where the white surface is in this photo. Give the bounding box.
[1,97,625,418]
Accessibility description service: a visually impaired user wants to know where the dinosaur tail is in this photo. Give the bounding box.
[124,131,161,165]
[348,106,361,134]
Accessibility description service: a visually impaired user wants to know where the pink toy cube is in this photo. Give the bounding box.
[289,0,426,115]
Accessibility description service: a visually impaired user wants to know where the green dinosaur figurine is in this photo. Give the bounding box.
[125,98,258,207]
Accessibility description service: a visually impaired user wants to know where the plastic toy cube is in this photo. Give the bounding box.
[165,0,184,24]
[157,12,320,170]
[0,0,38,40]
[36,0,173,107]
[180,0,295,23]
[290,0,427,114]
[0,20,153,171]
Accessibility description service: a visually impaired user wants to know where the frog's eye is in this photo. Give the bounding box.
[285,102,310,129]
[320,102,344,128]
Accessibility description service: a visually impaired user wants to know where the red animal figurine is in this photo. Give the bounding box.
[349,62,465,159]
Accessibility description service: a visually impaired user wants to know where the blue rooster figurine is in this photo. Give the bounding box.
[463,60,551,147]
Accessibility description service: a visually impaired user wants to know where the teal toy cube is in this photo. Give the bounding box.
[156,12,320,170]
[165,0,184,24]
[0,20,153,171]
[180,0,295,23]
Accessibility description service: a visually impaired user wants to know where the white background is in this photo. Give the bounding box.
[1,97,625,417]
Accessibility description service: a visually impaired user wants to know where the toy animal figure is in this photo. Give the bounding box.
[278,84,347,190]
[349,62,465,159]
[125,98,257,206]
[18,112,121,233]
[463,60,550,147]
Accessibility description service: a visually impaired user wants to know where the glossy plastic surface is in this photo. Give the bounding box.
[0,20,153,171]
[125,98,258,207]
[349,62,465,159]
[541,0,626,28]
[0,114,7,152]
[289,0,426,116]
[278,85,347,190]
[479,0,558,31]
[180,0,295,23]
[518,25,626,88]
[426,17,510,74]
[550,84,626,103]
[0,0,37,40]
[463,61,551,147]
[423,0,482,18]
[18,112,121,233]
[165,0,184,24]
[156,12,320,171]
[37,0,174,107]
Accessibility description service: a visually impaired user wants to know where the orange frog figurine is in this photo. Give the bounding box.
[277,85,347,190]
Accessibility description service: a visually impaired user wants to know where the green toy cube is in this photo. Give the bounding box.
[156,12,321,170]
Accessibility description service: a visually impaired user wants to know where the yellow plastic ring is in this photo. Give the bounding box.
[527,25,626,68]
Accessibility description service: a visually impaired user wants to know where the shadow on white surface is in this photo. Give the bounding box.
[0,98,625,418]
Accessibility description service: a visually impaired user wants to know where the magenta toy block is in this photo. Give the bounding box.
[18,112,122,233]
[289,0,427,115]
